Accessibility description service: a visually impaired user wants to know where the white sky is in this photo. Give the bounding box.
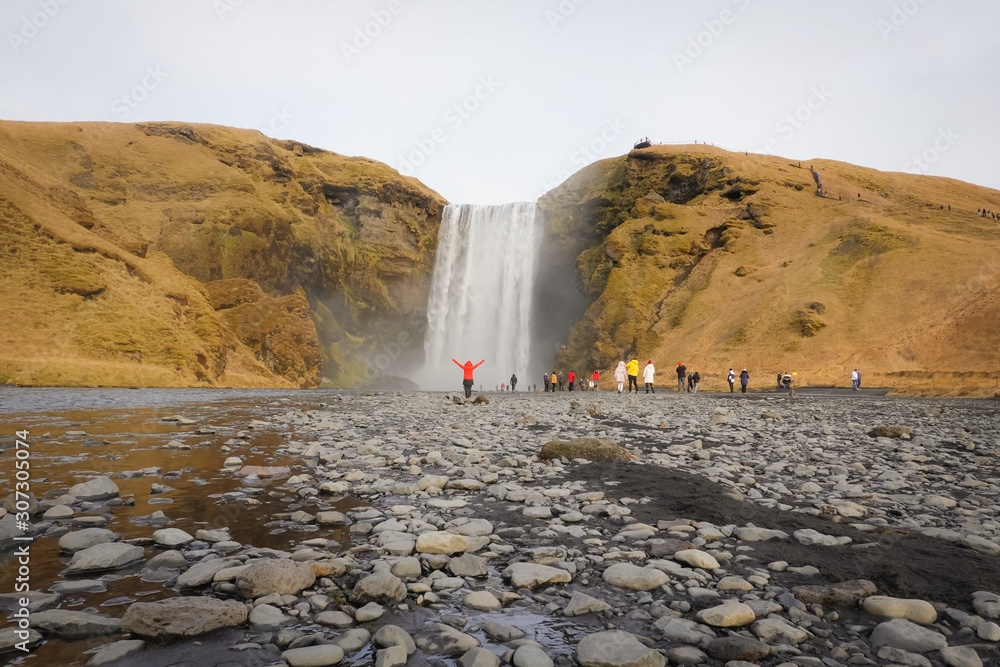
[2,1,998,204]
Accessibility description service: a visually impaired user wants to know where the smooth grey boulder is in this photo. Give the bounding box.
[121,596,248,639]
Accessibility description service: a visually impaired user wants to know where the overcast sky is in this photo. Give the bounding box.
[3,1,998,204]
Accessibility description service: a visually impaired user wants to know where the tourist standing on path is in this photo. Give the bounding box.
[643,360,655,394]
[453,358,484,399]
[851,369,859,390]
[510,374,517,391]
[740,368,749,393]
[543,373,550,392]
[614,361,627,393]
[691,371,700,393]
[592,370,600,391]
[687,374,694,392]
[777,372,782,390]
[728,368,735,392]
[557,371,565,391]
[676,363,687,393]
[857,369,863,389]
[568,370,576,391]
[626,358,640,393]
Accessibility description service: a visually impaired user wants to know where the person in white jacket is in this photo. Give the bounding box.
[614,361,627,393]
[643,360,655,394]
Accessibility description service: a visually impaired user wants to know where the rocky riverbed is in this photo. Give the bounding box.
[1,389,999,667]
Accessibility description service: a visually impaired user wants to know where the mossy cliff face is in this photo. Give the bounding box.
[0,121,446,388]
[539,145,1000,391]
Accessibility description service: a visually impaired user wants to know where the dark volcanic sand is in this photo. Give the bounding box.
[568,460,999,610]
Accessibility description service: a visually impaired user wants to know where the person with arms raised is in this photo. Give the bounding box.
[453,358,484,399]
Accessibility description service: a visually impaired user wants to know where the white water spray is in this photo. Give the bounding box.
[420,203,541,390]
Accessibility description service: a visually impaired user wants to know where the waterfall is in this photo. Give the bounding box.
[421,203,541,390]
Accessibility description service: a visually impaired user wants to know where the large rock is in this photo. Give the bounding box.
[30,609,121,639]
[0,627,41,651]
[415,531,468,554]
[705,637,772,662]
[503,563,572,588]
[513,644,554,667]
[602,563,669,590]
[564,592,612,616]
[939,646,983,667]
[576,630,665,667]
[863,595,938,624]
[464,591,501,611]
[696,601,756,627]
[177,558,233,588]
[235,558,316,598]
[64,542,144,574]
[652,617,714,645]
[68,476,119,501]
[281,645,345,667]
[415,623,479,656]
[539,439,632,462]
[121,596,248,639]
[460,647,502,667]
[792,579,877,606]
[351,571,406,604]
[751,617,809,644]
[152,528,194,547]
[84,639,146,667]
[373,625,417,654]
[58,528,117,553]
[0,514,27,551]
[673,549,720,570]
[972,591,1000,619]
[869,618,947,653]
[449,554,488,578]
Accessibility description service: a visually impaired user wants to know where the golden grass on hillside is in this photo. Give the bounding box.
[541,144,1000,395]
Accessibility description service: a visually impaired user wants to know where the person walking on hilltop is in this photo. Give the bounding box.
[626,358,640,393]
[453,358,484,399]
[568,370,576,392]
[614,361,627,393]
[740,368,750,393]
[557,371,565,391]
[643,360,655,394]
[676,362,687,393]
[543,372,550,393]
[728,368,736,393]
[510,373,517,392]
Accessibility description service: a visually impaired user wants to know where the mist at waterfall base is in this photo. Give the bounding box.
[419,203,543,391]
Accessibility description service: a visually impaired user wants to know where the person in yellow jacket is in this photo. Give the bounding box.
[625,358,640,394]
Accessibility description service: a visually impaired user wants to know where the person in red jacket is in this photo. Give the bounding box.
[568,370,576,391]
[453,359,484,398]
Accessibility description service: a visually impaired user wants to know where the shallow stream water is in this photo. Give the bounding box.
[0,387,364,666]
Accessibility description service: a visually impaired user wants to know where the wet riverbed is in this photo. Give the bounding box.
[0,387,362,666]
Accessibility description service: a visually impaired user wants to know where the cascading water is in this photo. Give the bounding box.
[420,203,541,390]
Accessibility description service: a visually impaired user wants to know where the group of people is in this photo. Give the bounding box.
[978,208,998,220]
[775,372,793,390]
[851,368,864,390]
[612,359,656,393]
[542,369,601,392]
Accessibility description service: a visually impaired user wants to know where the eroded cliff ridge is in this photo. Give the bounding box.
[0,121,446,387]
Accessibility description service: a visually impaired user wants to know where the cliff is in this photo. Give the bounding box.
[0,121,446,388]
[538,145,1000,395]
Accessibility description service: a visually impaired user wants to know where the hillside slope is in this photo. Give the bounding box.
[0,121,446,388]
[539,145,1000,395]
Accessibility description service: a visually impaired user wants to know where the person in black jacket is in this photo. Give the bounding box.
[676,363,687,393]
[740,368,750,393]
[510,374,517,391]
